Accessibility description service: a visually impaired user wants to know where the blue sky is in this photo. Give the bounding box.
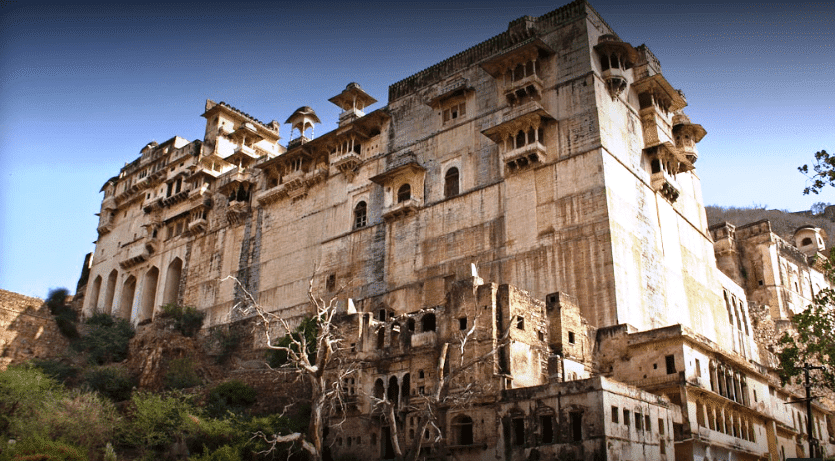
[1,0,833,298]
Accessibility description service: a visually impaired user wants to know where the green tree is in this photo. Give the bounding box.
[799,149,835,195]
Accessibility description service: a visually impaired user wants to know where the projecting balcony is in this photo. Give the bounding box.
[410,331,437,348]
[232,144,259,160]
[119,242,150,269]
[283,170,308,199]
[601,67,628,99]
[504,74,543,104]
[144,237,159,254]
[160,189,189,208]
[382,198,420,222]
[331,151,362,177]
[188,218,207,233]
[255,184,287,205]
[96,218,114,236]
[639,105,674,149]
[143,196,163,213]
[101,196,116,211]
[651,170,681,203]
[503,142,546,174]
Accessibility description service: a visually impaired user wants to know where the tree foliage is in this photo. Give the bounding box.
[799,149,835,195]
[73,313,135,365]
[46,287,79,339]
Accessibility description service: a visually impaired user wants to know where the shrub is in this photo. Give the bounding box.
[0,366,118,457]
[184,416,242,457]
[160,303,206,337]
[0,435,86,461]
[117,391,195,451]
[189,445,242,461]
[83,365,135,401]
[30,359,79,385]
[74,315,134,365]
[164,357,201,390]
[205,380,257,419]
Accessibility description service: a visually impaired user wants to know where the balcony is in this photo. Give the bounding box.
[101,196,116,211]
[226,200,249,225]
[96,217,114,236]
[283,170,307,199]
[255,184,287,205]
[382,198,420,222]
[306,166,328,185]
[142,196,163,213]
[119,241,150,269]
[232,144,259,160]
[410,331,437,348]
[503,142,546,174]
[651,171,681,203]
[160,189,189,208]
[504,74,543,104]
[331,151,362,179]
[601,67,628,99]
[188,217,207,233]
[144,237,159,254]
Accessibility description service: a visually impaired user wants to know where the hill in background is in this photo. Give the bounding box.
[705,203,835,247]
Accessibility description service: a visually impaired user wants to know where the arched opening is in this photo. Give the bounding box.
[401,373,410,399]
[163,258,183,306]
[421,313,436,332]
[354,201,367,229]
[377,328,385,349]
[444,167,459,198]
[387,376,399,406]
[374,378,385,400]
[452,415,474,446]
[802,237,813,246]
[119,275,136,320]
[397,184,411,203]
[140,266,159,321]
[103,270,118,315]
[88,275,102,313]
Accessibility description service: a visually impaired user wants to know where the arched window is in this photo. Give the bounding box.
[374,379,385,399]
[119,275,136,320]
[397,184,411,203]
[451,415,474,445]
[140,266,159,322]
[444,167,459,198]
[104,270,118,315]
[354,201,367,229]
[802,237,813,246]
[163,258,182,306]
[88,275,102,314]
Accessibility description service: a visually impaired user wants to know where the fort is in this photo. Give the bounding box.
[58,0,835,459]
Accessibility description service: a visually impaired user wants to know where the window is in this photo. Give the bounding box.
[442,102,466,123]
[624,409,630,427]
[444,167,459,197]
[326,274,336,291]
[568,331,575,344]
[665,355,676,374]
[459,317,467,330]
[354,201,367,229]
[658,418,665,435]
[611,406,619,423]
[512,417,525,446]
[570,412,583,441]
[645,415,651,432]
[452,415,474,446]
[421,313,436,332]
[540,415,554,444]
[397,184,411,203]
[695,358,701,376]
[635,412,643,431]
[516,315,525,330]
[802,237,813,246]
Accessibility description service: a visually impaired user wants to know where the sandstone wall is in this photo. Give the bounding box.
[0,289,69,370]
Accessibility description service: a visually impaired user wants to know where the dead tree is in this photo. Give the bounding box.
[224,275,356,461]
[372,309,514,461]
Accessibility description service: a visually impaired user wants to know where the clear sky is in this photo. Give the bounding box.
[1,0,833,298]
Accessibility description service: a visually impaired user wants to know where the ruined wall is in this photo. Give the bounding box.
[0,289,69,370]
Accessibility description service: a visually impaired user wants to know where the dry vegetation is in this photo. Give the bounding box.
[705,204,835,247]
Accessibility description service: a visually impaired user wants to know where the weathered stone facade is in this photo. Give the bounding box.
[79,1,835,459]
[0,289,69,370]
